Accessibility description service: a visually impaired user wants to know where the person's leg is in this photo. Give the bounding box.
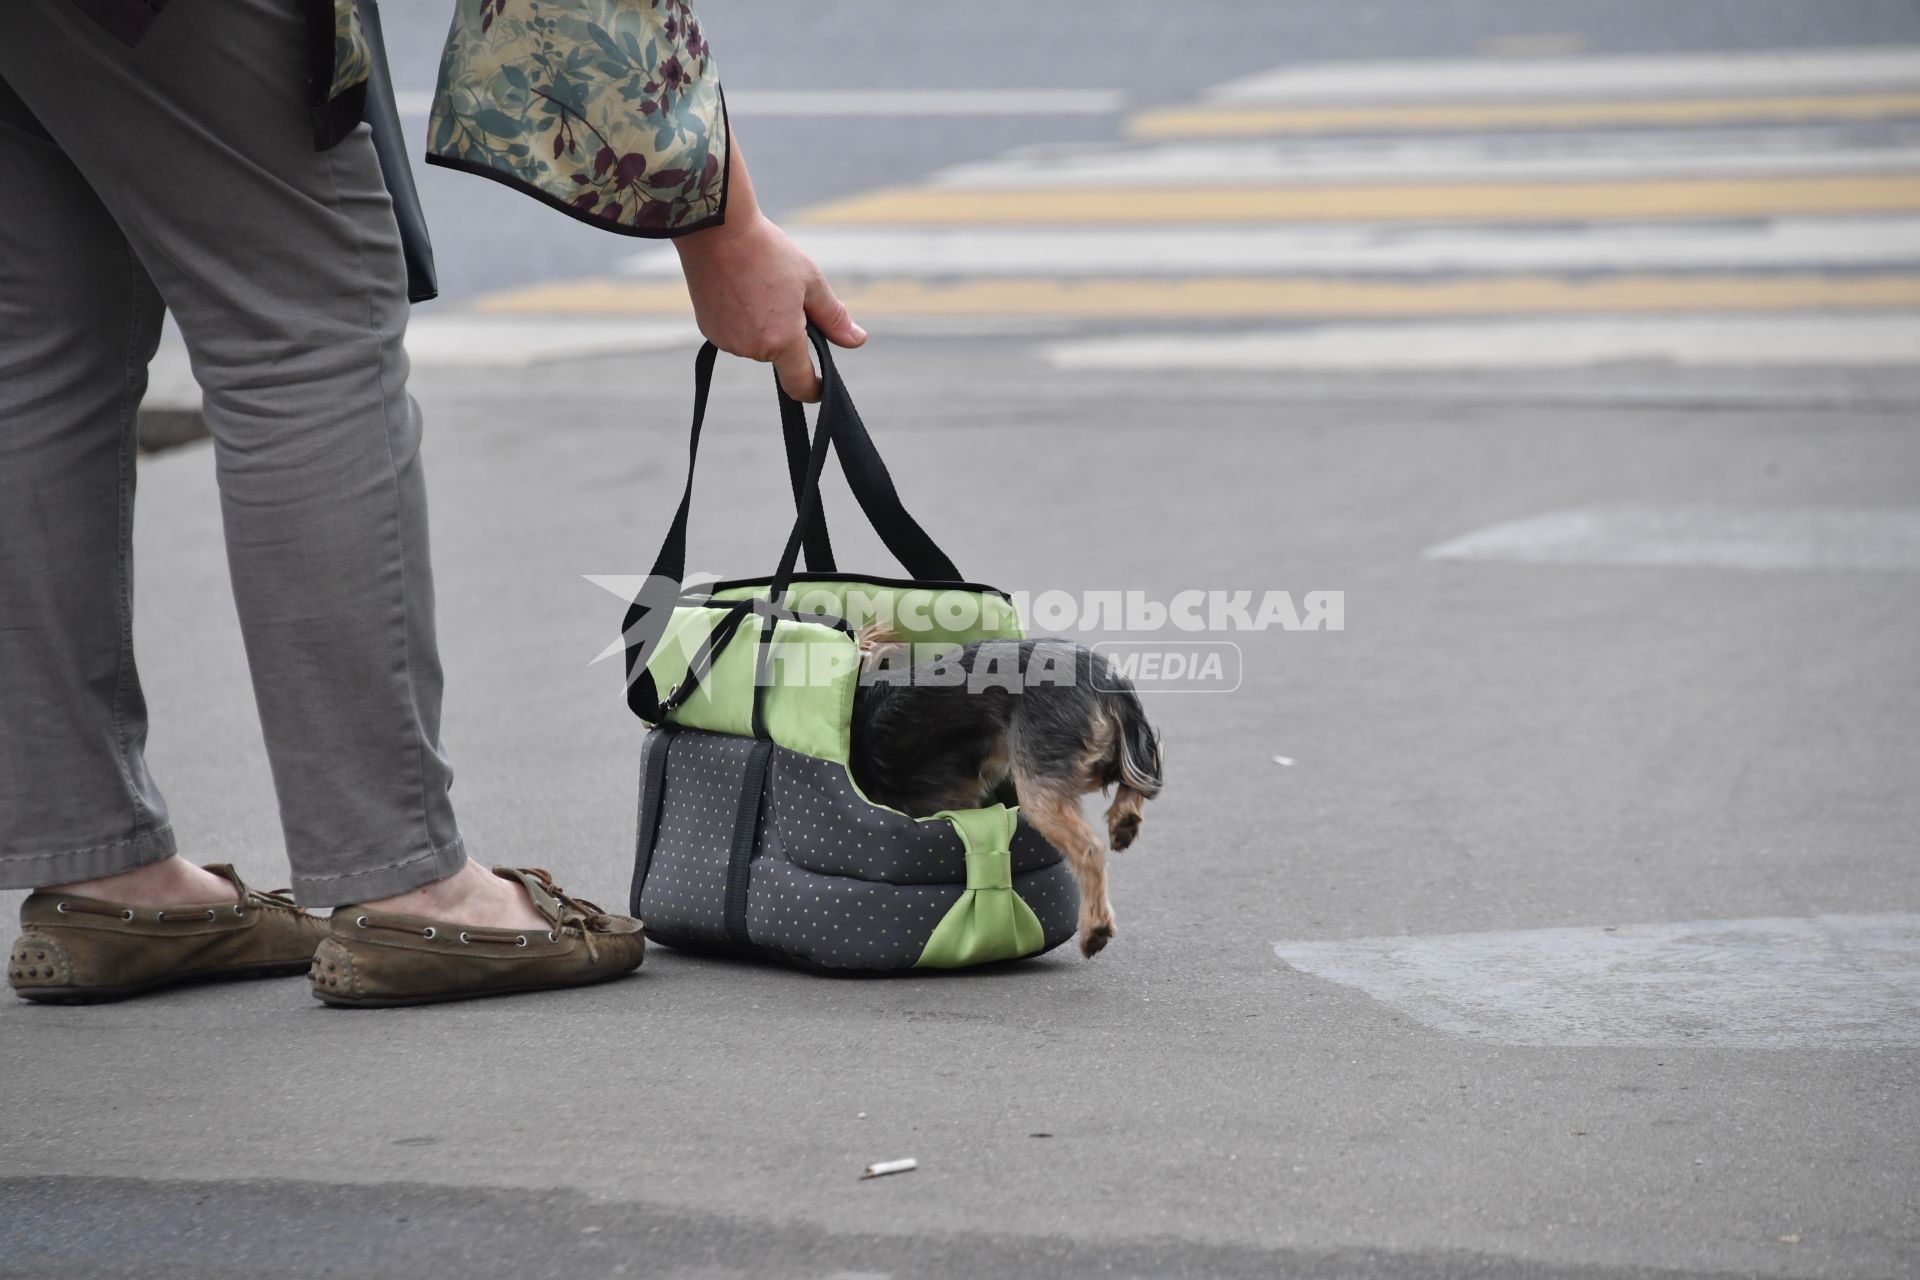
[0,71,205,893]
[0,0,538,926]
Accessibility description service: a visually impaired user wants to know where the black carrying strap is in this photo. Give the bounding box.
[625,326,961,724]
[780,327,962,589]
[722,738,775,949]
[644,340,720,592]
[628,725,677,917]
[645,343,839,593]
[779,380,836,574]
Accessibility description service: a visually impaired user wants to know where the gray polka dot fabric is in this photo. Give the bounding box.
[635,731,762,946]
[634,727,1078,970]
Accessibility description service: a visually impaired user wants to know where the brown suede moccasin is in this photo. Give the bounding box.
[310,867,644,1007]
[10,864,328,1004]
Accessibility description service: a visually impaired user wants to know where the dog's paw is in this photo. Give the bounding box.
[1108,812,1141,851]
[1079,922,1114,957]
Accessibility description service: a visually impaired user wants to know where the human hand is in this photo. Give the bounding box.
[674,211,864,402]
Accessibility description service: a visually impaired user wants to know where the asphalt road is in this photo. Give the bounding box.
[7,2,1920,1277]
[6,340,1917,1278]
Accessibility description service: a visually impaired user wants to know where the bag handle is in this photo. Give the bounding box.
[647,329,958,589]
[779,379,836,574]
[646,343,834,590]
[625,326,960,723]
[778,326,962,591]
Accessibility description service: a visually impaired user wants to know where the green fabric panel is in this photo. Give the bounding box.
[709,580,1024,649]
[644,608,858,762]
[646,579,1027,766]
[643,606,753,736]
[758,621,858,763]
[914,805,1047,969]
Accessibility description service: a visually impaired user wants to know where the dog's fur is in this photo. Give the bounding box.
[850,627,1163,956]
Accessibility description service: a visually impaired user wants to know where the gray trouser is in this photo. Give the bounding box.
[0,0,466,905]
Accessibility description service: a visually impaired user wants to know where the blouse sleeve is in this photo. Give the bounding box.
[427,0,729,237]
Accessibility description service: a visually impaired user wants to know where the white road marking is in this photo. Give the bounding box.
[145,318,703,398]
[399,316,698,367]
[925,128,1920,188]
[1210,46,1920,105]
[623,220,1920,279]
[726,89,1123,115]
[1274,914,1920,1048]
[1046,315,1920,372]
[1422,506,1920,572]
[395,88,1122,117]
[153,313,1092,397]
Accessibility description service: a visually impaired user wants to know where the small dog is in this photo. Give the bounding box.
[850,627,1164,956]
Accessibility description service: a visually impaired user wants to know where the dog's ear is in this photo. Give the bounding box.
[855,622,910,675]
[855,621,899,653]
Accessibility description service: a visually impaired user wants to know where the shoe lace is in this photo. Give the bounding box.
[519,868,609,959]
[245,886,302,914]
[349,870,611,956]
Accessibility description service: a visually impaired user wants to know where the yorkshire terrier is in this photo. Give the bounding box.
[850,626,1164,957]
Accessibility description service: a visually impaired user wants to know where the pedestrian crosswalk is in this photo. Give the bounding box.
[475,44,1920,370]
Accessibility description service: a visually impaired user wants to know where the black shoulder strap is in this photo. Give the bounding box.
[356,0,437,303]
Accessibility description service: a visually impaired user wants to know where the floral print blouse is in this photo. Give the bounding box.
[69,0,729,239]
[427,0,729,236]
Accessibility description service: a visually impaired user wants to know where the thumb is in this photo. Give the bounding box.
[805,275,866,348]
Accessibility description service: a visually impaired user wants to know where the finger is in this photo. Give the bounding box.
[805,275,866,348]
[773,338,821,403]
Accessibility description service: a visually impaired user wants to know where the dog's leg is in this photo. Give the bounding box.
[1099,700,1161,852]
[1106,785,1149,851]
[1017,776,1114,957]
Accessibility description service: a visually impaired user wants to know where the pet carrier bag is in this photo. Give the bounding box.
[623,331,1078,971]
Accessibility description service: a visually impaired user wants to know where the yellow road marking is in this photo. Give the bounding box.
[798,175,1920,226]
[1128,92,1920,138]
[474,273,1920,318]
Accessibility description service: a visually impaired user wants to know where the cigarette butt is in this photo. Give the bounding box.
[1271,755,1294,766]
[861,1158,918,1179]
